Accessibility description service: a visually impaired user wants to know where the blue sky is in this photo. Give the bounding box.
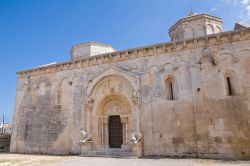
[0,0,249,123]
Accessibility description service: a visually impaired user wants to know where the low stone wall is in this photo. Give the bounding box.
[0,134,11,152]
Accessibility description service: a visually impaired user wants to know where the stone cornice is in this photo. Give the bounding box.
[17,28,250,78]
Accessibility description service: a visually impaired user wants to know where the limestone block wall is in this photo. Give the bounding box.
[11,29,250,159]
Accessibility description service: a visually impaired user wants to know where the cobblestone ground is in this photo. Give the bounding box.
[1,154,250,166]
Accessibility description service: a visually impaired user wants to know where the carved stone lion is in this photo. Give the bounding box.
[80,129,92,144]
[130,132,142,144]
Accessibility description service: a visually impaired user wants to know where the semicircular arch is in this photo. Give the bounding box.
[97,93,131,116]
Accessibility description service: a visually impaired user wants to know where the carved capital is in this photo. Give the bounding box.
[131,89,140,105]
[101,117,109,124]
[84,95,94,109]
[121,116,128,124]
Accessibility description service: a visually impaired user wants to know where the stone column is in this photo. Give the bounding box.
[131,89,143,156]
[84,95,94,136]
[85,105,93,135]
[121,116,128,149]
[131,89,141,134]
[103,117,109,148]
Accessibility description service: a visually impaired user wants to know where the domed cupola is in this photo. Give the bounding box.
[169,12,223,41]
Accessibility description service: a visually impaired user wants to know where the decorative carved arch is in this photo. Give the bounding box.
[87,66,140,95]
[97,93,131,116]
[236,49,250,60]
[219,52,236,65]
[199,47,219,65]
[148,65,160,73]
[162,62,174,71]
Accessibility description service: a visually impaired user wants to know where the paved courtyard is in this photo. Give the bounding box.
[1,154,250,166]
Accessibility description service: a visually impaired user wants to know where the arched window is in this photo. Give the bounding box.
[184,27,194,39]
[215,26,222,33]
[225,72,237,96]
[165,77,178,100]
[226,76,233,96]
[207,24,214,35]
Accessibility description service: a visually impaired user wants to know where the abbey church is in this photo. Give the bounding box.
[10,12,250,159]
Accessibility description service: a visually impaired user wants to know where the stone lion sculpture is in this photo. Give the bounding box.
[80,129,92,144]
[130,132,142,144]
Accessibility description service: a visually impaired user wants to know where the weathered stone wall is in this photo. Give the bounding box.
[0,134,11,152]
[10,28,250,159]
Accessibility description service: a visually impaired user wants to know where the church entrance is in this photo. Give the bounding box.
[109,115,123,148]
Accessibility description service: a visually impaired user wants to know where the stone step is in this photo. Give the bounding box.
[82,148,132,158]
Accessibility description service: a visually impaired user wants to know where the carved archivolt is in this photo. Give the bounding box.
[219,52,236,65]
[149,62,179,74]
[98,94,131,116]
[199,47,219,65]
[148,65,160,73]
[87,66,140,96]
[198,48,241,66]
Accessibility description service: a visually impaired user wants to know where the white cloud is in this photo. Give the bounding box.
[246,5,250,16]
[210,7,217,11]
[241,0,249,5]
[221,0,250,23]
[221,0,238,4]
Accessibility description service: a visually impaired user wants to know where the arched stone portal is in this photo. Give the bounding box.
[81,67,142,155]
[98,94,131,149]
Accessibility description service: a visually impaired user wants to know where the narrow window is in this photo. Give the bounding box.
[56,90,62,105]
[226,76,233,96]
[169,82,174,100]
[166,77,177,100]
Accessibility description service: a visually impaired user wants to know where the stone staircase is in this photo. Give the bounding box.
[81,148,132,158]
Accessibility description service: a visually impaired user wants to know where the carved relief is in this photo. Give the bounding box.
[200,47,219,65]
[84,95,94,108]
[131,89,140,104]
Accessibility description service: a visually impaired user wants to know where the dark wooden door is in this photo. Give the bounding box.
[109,115,123,148]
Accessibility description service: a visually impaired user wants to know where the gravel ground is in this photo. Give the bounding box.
[1,154,250,166]
[0,153,77,166]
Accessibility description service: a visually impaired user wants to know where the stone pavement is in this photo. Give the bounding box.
[30,157,250,166]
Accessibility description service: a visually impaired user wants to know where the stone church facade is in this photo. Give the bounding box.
[10,13,250,159]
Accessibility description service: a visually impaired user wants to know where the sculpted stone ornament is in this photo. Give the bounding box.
[131,89,140,104]
[130,132,142,144]
[84,95,94,106]
[80,129,92,144]
[233,57,239,63]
